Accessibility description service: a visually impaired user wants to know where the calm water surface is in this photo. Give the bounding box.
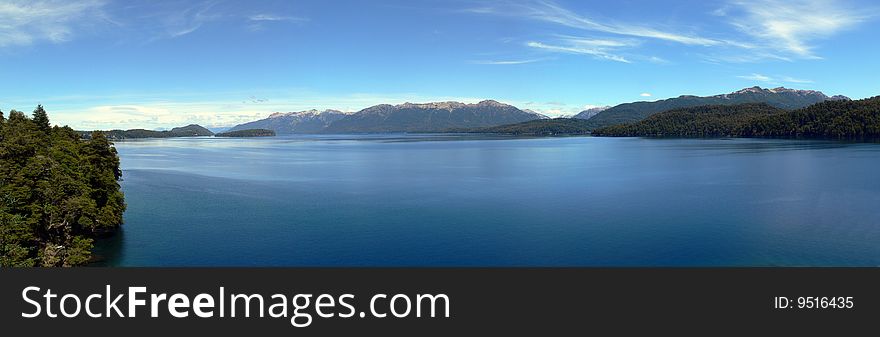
[94,135,880,266]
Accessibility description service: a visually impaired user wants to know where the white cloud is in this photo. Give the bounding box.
[467,1,724,64]
[248,14,307,22]
[160,1,220,38]
[647,56,670,64]
[781,76,814,84]
[476,0,720,46]
[640,93,652,97]
[470,0,873,63]
[723,0,867,59]
[245,13,308,32]
[736,73,814,84]
[526,41,630,63]
[0,0,106,47]
[737,73,773,82]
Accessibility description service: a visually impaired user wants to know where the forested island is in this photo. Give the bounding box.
[214,129,276,137]
[1,106,125,267]
[78,124,214,140]
[594,96,880,139]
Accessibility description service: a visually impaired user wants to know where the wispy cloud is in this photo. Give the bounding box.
[470,59,544,65]
[780,76,814,84]
[640,93,652,97]
[468,0,719,46]
[246,13,308,31]
[527,41,629,63]
[736,73,814,84]
[160,1,220,38]
[646,56,670,64]
[0,0,107,47]
[248,14,307,22]
[737,73,773,82]
[525,37,639,63]
[468,0,874,63]
[465,0,722,64]
[721,0,868,59]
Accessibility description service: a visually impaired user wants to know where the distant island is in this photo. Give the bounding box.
[79,124,214,140]
[215,129,276,137]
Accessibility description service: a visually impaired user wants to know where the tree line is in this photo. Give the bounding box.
[1,106,125,267]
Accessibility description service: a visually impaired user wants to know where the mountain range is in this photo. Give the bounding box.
[573,106,609,120]
[228,109,349,133]
[574,86,849,130]
[227,87,847,134]
[229,100,545,134]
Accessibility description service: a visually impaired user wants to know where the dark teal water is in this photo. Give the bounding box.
[94,135,880,266]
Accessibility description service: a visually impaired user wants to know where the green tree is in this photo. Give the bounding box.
[1,106,125,267]
[32,105,50,133]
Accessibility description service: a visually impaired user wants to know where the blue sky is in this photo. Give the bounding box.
[1,0,878,129]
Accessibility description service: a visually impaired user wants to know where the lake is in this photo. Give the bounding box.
[94,135,880,266]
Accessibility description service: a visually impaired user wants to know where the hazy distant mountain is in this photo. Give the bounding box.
[228,109,350,134]
[215,129,276,137]
[323,100,544,133]
[573,106,610,120]
[523,109,550,118]
[583,86,850,130]
[208,127,231,133]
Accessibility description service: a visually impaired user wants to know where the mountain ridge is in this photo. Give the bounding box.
[230,100,546,134]
[579,86,849,130]
[593,96,880,139]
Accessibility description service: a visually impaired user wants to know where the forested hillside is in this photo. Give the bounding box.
[594,97,880,139]
[1,106,125,267]
[584,87,847,130]
[459,118,594,135]
[593,104,785,137]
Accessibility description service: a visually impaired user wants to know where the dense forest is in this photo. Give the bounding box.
[1,106,125,267]
[592,104,786,137]
[458,118,594,135]
[215,129,276,137]
[594,97,880,139]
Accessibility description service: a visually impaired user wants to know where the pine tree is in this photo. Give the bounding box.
[32,105,50,132]
[0,109,5,123]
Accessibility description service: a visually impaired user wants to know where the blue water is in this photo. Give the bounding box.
[95,135,880,266]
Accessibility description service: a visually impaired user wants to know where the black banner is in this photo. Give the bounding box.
[1,268,876,335]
